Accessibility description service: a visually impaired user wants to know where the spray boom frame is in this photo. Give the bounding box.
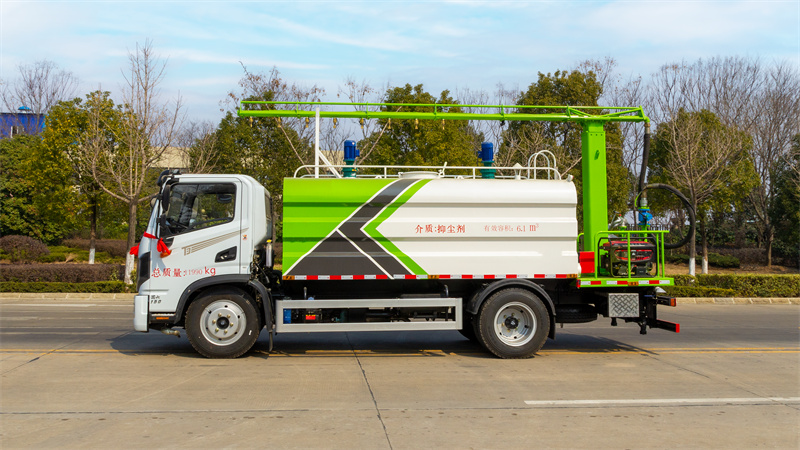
[238,101,650,256]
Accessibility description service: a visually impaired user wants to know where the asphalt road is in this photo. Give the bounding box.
[1,298,798,449]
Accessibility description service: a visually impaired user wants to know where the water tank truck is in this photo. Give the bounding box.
[132,101,692,358]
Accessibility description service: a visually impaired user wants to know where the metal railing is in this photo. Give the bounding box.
[293,162,563,180]
[293,150,563,180]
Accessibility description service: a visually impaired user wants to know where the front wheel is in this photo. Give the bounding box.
[476,288,550,359]
[186,289,261,358]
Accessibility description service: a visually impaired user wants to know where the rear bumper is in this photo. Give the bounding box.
[134,295,149,332]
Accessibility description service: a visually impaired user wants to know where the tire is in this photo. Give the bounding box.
[186,289,261,358]
[476,288,550,359]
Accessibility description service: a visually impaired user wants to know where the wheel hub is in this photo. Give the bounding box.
[200,300,246,346]
[493,302,537,347]
[504,316,519,329]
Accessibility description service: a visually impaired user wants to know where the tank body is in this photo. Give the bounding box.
[282,177,580,278]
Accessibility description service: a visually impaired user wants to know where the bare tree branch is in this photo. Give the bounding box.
[1,60,79,114]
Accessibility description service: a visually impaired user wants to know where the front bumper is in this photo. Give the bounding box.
[134,295,149,332]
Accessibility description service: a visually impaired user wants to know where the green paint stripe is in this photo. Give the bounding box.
[282,178,395,272]
[363,179,431,275]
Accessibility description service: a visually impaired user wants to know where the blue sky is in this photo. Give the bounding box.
[1,1,798,122]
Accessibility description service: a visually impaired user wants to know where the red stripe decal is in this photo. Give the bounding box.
[484,274,495,279]
[462,275,473,279]
[439,275,451,279]
[533,274,545,279]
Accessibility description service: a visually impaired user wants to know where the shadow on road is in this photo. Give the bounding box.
[109,329,653,359]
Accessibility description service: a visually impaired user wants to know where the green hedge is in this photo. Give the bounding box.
[37,246,122,264]
[0,281,128,293]
[0,264,124,283]
[665,253,740,268]
[670,274,800,297]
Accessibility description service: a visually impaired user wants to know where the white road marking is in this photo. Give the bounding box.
[524,397,800,407]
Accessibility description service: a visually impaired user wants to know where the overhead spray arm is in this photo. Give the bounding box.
[239,101,651,254]
[238,101,650,124]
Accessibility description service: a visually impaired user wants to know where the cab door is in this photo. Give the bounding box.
[149,179,243,310]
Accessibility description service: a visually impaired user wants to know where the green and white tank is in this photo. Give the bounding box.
[282,177,579,279]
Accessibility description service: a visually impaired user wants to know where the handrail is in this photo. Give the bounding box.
[526,150,561,180]
[292,163,563,179]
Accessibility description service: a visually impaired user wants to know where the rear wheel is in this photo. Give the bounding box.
[186,289,260,358]
[476,288,549,359]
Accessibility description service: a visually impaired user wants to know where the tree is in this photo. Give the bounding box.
[769,135,800,269]
[499,68,631,228]
[647,56,800,266]
[225,65,324,171]
[357,84,481,169]
[1,60,79,114]
[747,63,800,266]
[177,120,221,174]
[454,82,522,167]
[649,109,755,275]
[0,134,83,243]
[89,41,183,283]
[588,57,649,180]
[648,56,764,129]
[42,91,124,262]
[212,108,302,239]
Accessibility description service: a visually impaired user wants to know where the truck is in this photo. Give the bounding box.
[133,102,691,359]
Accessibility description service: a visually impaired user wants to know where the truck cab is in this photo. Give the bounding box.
[134,173,273,352]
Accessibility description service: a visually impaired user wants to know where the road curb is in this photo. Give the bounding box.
[1,292,798,304]
[676,297,800,305]
[0,293,134,301]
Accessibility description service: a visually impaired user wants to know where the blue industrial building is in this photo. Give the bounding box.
[0,108,45,138]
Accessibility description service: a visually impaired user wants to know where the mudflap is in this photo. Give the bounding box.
[248,280,274,352]
[641,294,680,334]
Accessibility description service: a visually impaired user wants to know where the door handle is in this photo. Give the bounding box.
[215,247,237,263]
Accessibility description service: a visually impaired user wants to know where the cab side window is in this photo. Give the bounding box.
[164,183,236,235]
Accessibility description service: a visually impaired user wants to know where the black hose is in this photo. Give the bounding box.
[638,123,651,196]
[637,183,696,250]
[635,123,695,250]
